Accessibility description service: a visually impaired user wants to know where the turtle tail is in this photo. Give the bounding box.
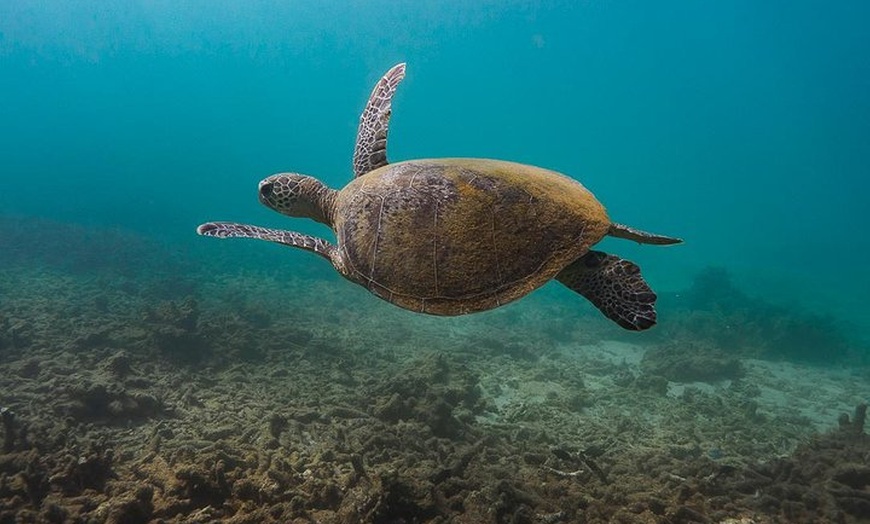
[608,223,682,245]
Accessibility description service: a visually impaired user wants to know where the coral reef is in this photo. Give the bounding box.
[641,340,744,383]
[142,297,208,362]
[663,267,855,363]
[696,402,870,522]
[0,222,868,523]
[0,216,192,283]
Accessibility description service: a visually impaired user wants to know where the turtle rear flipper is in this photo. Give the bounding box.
[556,251,657,330]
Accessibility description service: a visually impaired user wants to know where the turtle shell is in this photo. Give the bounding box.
[333,158,611,315]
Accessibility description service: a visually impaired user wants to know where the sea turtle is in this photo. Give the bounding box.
[198,63,681,330]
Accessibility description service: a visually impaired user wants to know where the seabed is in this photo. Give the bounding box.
[0,217,868,523]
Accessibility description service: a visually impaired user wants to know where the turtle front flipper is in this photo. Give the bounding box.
[556,251,657,330]
[197,222,337,262]
[352,63,407,178]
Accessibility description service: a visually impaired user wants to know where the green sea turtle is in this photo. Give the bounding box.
[198,63,681,330]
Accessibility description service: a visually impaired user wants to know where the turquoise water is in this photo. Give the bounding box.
[2,1,868,333]
[1,4,869,521]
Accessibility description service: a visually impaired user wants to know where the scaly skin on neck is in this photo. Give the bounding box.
[305,180,338,227]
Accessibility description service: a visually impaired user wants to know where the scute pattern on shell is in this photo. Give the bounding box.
[333,158,611,315]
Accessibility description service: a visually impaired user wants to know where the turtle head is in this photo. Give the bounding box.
[259,173,336,226]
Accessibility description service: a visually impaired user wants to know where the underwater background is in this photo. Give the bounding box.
[3,0,869,325]
[1,1,869,523]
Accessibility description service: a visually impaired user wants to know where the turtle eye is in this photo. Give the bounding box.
[260,182,273,198]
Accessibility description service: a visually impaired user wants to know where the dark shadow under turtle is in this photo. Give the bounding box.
[198,63,681,330]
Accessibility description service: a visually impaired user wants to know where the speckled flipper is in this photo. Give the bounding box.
[197,222,336,261]
[556,251,657,330]
[352,63,407,178]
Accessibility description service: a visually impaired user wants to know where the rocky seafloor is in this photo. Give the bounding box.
[1,218,869,523]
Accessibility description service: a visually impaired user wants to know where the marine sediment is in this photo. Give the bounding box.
[0,218,867,523]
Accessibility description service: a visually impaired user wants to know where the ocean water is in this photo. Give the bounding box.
[3,1,868,328]
[1,2,869,522]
